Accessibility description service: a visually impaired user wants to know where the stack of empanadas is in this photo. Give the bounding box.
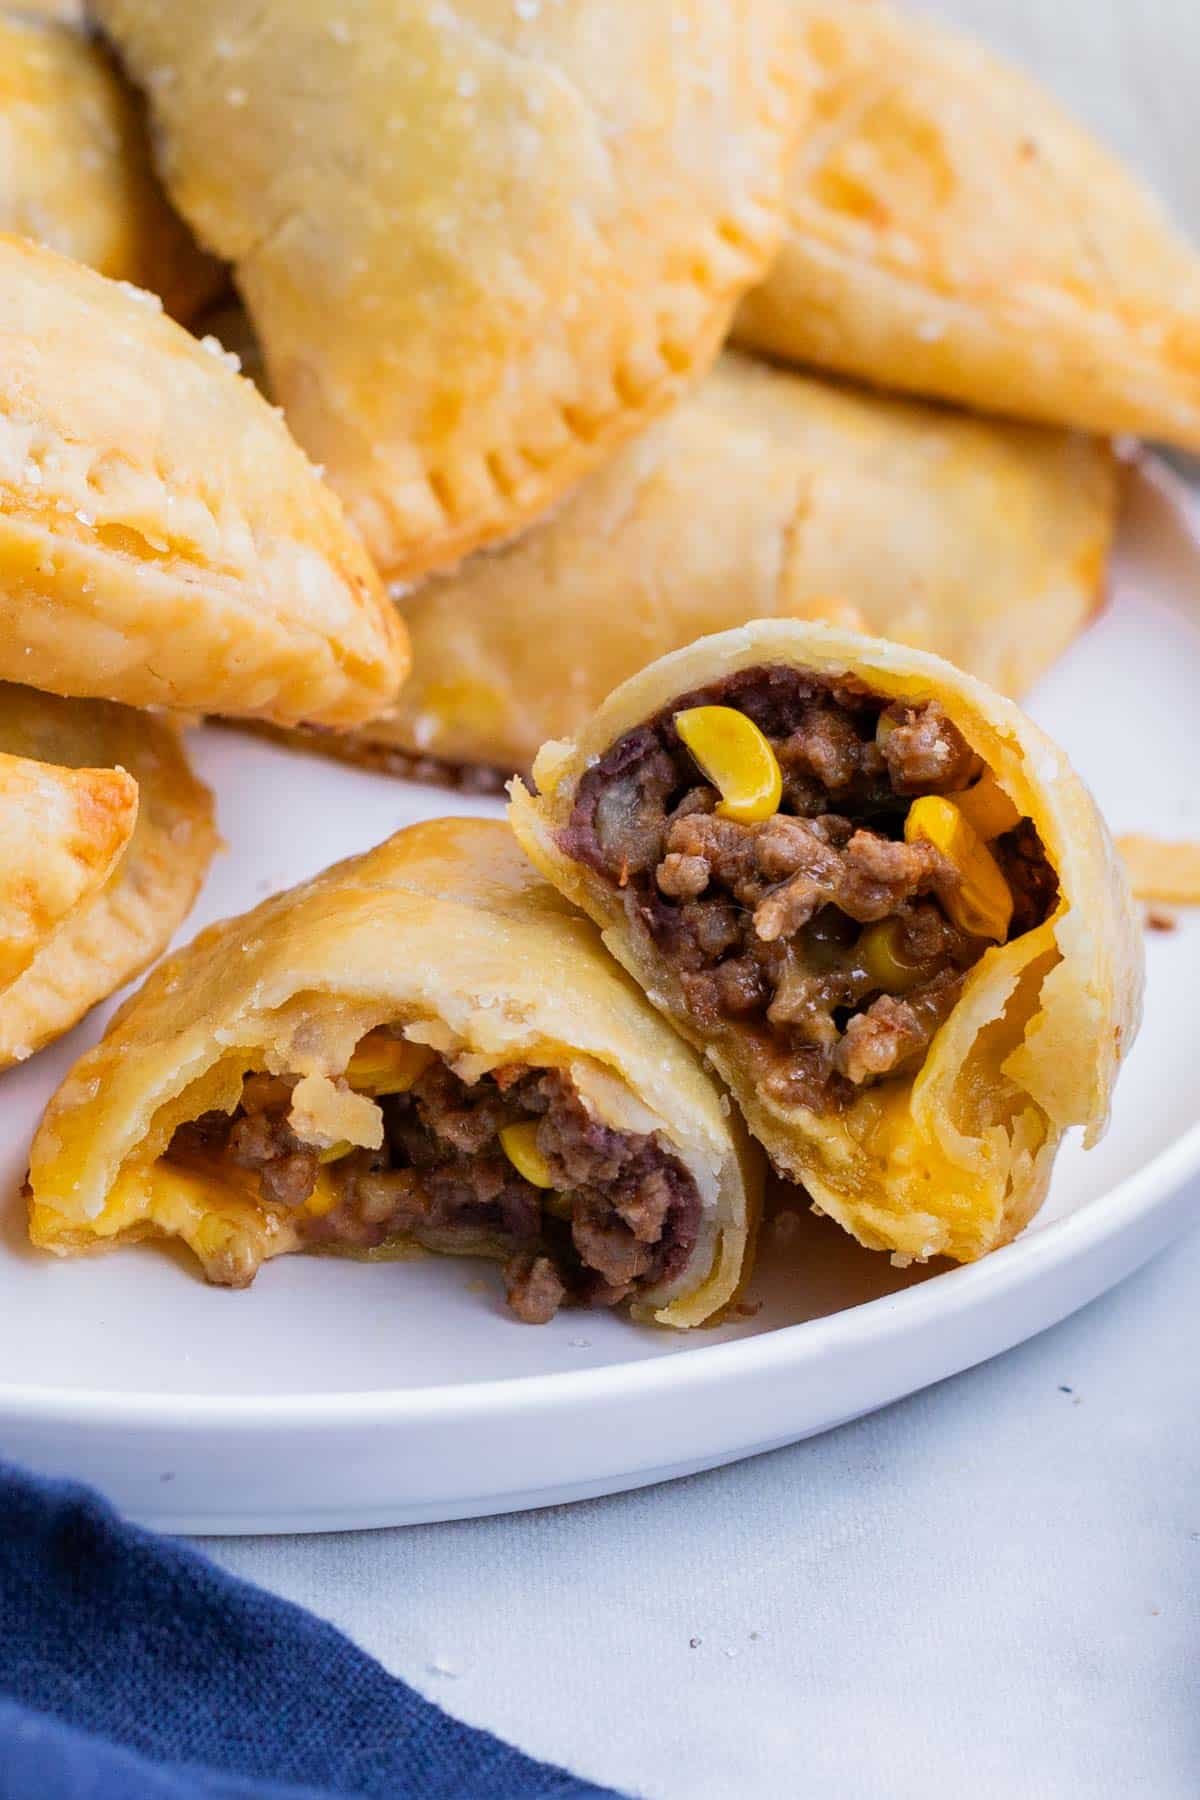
[2,0,1187,1322]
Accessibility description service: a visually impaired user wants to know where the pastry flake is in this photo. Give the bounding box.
[0,236,408,727]
[734,0,1200,447]
[318,352,1116,777]
[95,0,802,580]
[1116,834,1200,904]
[0,684,217,1065]
[511,621,1143,1265]
[0,13,222,320]
[28,819,759,1327]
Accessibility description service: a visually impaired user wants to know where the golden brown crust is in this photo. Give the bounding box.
[734,0,1200,447]
[28,818,760,1327]
[95,0,802,581]
[337,353,1117,776]
[0,236,408,726]
[0,13,223,320]
[0,684,217,1064]
[510,621,1143,1264]
[0,747,136,993]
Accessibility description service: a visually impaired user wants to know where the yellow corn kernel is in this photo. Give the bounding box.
[305,1170,341,1217]
[952,769,1021,842]
[317,1140,354,1164]
[858,920,924,993]
[904,796,1013,942]
[674,705,782,825]
[346,1034,434,1096]
[499,1120,555,1189]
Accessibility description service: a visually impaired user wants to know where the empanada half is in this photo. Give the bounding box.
[0,747,135,993]
[511,621,1142,1265]
[0,13,222,320]
[95,0,801,580]
[734,0,1200,447]
[326,352,1116,780]
[0,684,217,1066]
[28,819,759,1327]
[0,236,408,727]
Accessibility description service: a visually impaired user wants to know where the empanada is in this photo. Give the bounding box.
[95,0,801,580]
[0,236,408,727]
[511,622,1142,1264]
[0,13,221,319]
[28,819,758,1326]
[734,0,1200,448]
[0,746,135,993]
[0,683,217,1065]
[328,352,1115,780]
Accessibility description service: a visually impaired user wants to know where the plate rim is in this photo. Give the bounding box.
[3,1115,1197,1428]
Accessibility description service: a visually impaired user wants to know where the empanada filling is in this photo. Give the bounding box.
[561,665,1058,1115]
[166,1051,701,1323]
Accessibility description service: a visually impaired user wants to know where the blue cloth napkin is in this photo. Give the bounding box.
[0,1460,620,1800]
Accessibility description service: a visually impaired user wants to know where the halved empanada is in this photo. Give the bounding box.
[95,0,801,581]
[0,13,222,319]
[0,683,217,1065]
[0,747,135,993]
[322,352,1116,780]
[28,819,759,1327]
[734,0,1200,447]
[0,236,408,727]
[511,621,1142,1265]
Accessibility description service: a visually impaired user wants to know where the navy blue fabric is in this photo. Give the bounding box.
[0,1462,620,1800]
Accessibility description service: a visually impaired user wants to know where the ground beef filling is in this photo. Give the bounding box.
[560,665,1057,1114]
[167,1060,701,1323]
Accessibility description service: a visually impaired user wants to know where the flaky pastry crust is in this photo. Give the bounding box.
[0,236,408,726]
[735,0,1200,447]
[0,13,222,319]
[0,745,135,994]
[96,0,802,580]
[343,353,1116,776]
[0,684,217,1065]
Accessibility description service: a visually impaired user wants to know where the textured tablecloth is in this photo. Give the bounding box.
[199,1205,1200,1800]
[198,8,1200,1796]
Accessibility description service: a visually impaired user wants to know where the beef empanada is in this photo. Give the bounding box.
[0,236,408,726]
[330,353,1115,780]
[0,13,221,319]
[511,622,1142,1265]
[28,819,758,1327]
[95,0,801,581]
[734,0,1200,448]
[0,746,135,994]
[0,684,217,1065]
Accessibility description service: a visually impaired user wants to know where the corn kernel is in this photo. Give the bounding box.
[952,769,1020,842]
[305,1170,341,1217]
[674,705,782,824]
[499,1120,555,1188]
[858,920,924,993]
[904,796,1013,942]
[317,1139,354,1164]
[346,1034,434,1095]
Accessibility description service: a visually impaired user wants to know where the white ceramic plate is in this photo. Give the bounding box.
[0,463,1197,1534]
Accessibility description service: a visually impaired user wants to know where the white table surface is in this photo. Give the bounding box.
[197,8,1200,1796]
[200,1207,1200,1800]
